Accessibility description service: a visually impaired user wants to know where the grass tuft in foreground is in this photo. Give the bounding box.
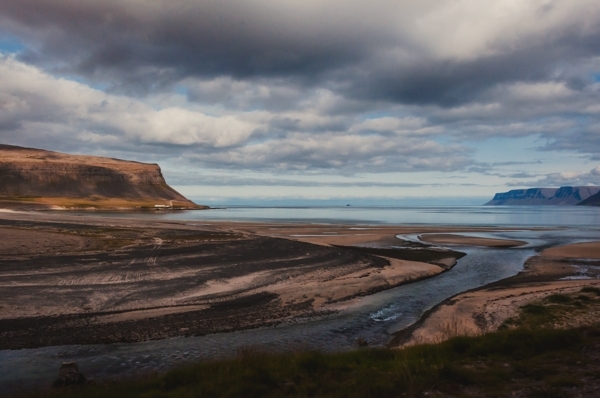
[12,324,600,398]
[501,287,600,330]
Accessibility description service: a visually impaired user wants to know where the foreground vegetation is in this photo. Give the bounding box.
[13,287,600,398]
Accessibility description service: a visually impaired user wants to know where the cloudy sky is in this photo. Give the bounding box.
[1,0,600,204]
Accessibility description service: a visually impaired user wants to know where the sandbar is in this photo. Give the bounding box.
[542,241,600,259]
[392,241,600,347]
[419,233,527,247]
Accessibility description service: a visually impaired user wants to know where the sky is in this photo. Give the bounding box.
[1,0,600,205]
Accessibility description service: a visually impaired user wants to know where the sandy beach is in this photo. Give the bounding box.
[392,240,600,347]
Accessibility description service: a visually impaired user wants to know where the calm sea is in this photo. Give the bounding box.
[76,205,600,228]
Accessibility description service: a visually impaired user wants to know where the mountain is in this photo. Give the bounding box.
[0,144,206,210]
[485,186,600,206]
[578,190,600,206]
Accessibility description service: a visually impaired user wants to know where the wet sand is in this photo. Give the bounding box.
[392,241,600,347]
[0,211,472,350]
[418,233,527,247]
[542,241,600,259]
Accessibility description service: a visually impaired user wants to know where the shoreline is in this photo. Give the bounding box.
[389,240,600,347]
[0,198,208,211]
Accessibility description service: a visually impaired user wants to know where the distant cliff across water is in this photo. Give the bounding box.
[0,144,207,210]
[485,186,600,206]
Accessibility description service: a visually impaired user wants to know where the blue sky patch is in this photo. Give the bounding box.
[0,35,25,53]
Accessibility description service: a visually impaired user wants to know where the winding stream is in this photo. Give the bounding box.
[2,225,600,392]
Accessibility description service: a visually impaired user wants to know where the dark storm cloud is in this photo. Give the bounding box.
[346,47,559,106]
[0,0,387,94]
[2,0,599,105]
[344,20,600,107]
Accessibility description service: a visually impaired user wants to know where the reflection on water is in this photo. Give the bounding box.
[2,209,600,391]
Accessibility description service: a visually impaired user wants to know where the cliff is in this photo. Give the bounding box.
[0,144,206,210]
[485,186,600,206]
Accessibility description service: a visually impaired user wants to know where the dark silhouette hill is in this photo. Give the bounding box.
[578,190,600,206]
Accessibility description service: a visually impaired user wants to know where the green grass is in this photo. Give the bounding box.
[13,325,597,398]
[0,196,42,201]
[501,287,600,330]
[546,294,571,304]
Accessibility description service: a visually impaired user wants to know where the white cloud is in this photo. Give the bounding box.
[0,56,473,173]
[503,82,575,102]
[0,56,258,148]
[188,132,470,172]
[507,166,600,187]
[414,0,600,60]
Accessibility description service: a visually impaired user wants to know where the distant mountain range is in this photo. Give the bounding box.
[485,186,600,206]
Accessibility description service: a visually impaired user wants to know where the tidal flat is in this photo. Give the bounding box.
[0,211,474,349]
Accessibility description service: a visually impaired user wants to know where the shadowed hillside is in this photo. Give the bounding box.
[578,190,600,206]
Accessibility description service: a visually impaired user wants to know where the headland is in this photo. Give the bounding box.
[0,144,205,210]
